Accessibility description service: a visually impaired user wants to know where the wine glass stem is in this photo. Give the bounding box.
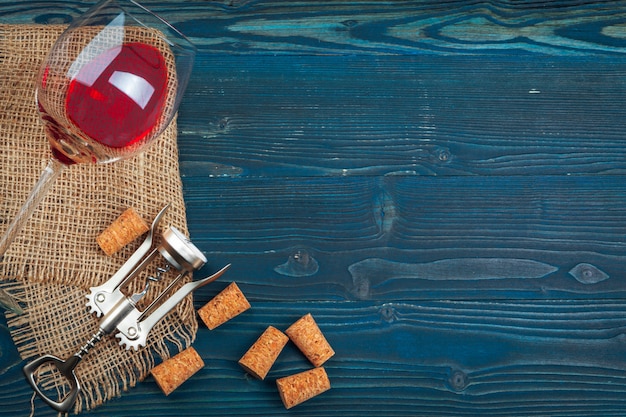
[0,158,65,261]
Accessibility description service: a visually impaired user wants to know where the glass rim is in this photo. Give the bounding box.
[130,0,196,51]
[87,0,197,53]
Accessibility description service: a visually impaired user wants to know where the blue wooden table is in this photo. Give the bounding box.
[3,1,626,416]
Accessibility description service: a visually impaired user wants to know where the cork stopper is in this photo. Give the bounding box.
[151,347,204,396]
[276,367,331,409]
[285,313,335,367]
[197,282,251,330]
[96,207,149,256]
[238,326,289,380]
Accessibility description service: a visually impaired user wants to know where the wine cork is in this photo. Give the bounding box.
[285,313,335,367]
[238,326,289,380]
[276,367,331,409]
[198,282,250,330]
[151,347,204,396]
[96,207,149,256]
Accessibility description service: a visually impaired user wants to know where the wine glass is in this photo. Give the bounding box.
[0,0,196,313]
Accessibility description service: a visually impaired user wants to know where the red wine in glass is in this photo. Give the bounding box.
[42,42,169,164]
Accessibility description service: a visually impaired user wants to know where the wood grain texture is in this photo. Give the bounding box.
[2,1,626,416]
[180,54,626,177]
[3,301,626,416]
[170,0,626,56]
[185,175,626,301]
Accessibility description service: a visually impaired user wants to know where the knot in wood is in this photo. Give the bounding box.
[448,369,469,392]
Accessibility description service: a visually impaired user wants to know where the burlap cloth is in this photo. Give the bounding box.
[0,25,197,414]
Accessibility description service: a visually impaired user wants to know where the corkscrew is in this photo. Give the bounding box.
[23,205,230,412]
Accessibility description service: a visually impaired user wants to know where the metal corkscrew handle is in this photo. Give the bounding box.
[22,329,106,413]
[23,264,153,412]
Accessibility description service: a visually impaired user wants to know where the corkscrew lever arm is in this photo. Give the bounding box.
[121,263,231,349]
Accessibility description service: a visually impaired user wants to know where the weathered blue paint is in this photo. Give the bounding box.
[3,1,626,416]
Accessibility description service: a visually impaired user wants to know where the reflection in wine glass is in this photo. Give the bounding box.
[0,0,196,313]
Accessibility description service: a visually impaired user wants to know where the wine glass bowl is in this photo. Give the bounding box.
[37,0,196,164]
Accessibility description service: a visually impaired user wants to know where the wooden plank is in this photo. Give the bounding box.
[3,301,626,416]
[179,54,626,177]
[6,1,626,57]
[185,175,626,301]
[167,0,626,56]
